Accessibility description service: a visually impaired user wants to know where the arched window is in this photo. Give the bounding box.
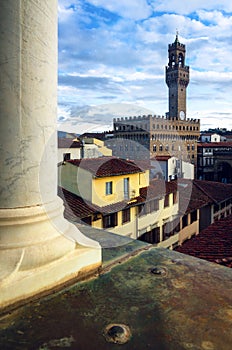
[178,53,184,67]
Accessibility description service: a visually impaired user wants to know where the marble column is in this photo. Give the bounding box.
[0,0,101,309]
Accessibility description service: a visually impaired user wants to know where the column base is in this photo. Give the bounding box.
[0,199,102,310]
[0,246,101,310]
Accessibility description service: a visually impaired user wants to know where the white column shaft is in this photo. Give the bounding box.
[0,0,57,208]
[0,1,101,309]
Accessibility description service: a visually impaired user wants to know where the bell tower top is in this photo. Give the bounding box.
[175,30,179,43]
[165,34,190,119]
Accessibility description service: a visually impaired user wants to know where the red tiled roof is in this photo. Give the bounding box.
[68,157,145,177]
[140,179,177,200]
[59,177,232,224]
[100,197,144,214]
[127,159,152,171]
[194,180,232,203]
[175,214,232,268]
[198,142,232,148]
[58,187,99,221]
[176,179,232,214]
[58,138,81,148]
[152,155,172,161]
[58,187,144,220]
[177,179,212,214]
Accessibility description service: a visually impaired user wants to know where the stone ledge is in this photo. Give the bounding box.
[1,228,232,349]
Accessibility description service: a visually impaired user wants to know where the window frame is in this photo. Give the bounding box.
[103,213,118,228]
[122,208,130,224]
[105,181,113,195]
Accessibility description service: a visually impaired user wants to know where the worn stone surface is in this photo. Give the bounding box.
[1,245,232,350]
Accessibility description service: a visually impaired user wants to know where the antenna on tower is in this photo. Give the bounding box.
[175,29,179,42]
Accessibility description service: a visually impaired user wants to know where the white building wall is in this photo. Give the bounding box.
[201,133,220,143]
[58,148,81,163]
[182,161,194,179]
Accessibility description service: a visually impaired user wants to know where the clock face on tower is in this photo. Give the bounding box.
[180,111,185,120]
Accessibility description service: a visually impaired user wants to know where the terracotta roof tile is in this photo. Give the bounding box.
[176,179,232,214]
[68,157,145,177]
[194,180,232,203]
[198,142,232,147]
[175,214,232,268]
[140,180,165,200]
[177,179,211,214]
[58,187,99,221]
[58,187,144,221]
[152,155,171,161]
[140,179,177,200]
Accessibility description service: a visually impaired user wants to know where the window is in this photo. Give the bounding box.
[221,201,226,209]
[138,227,160,244]
[164,218,180,239]
[162,223,171,239]
[182,214,188,228]
[124,177,129,200]
[144,202,151,214]
[152,227,161,243]
[191,210,197,223]
[150,199,159,212]
[63,153,71,161]
[214,204,219,213]
[173,191,178,204]
[103,213,118,228]
[164,194,169,207]
[153,145,157,152]
[137,204,145,216]
[122,208,130,224]
[106,181,113,195]
[159,145,163,151]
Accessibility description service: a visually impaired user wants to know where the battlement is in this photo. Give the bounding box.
[113,115,166,123]
[113,115,200,124]
[169,42,185,49]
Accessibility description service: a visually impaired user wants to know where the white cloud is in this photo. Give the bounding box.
[86,0,152,20]
[57,0,232,130]
[152,0,232,15]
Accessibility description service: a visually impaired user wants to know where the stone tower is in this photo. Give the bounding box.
[166,33,189,120]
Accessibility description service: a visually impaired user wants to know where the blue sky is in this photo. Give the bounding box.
[58,0,232,133]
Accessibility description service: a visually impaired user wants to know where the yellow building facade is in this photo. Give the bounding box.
[58,157,149,206]
[59,157,183,249]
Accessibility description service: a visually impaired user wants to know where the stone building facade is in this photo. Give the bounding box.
[166,33,189,119]
[110,35,200,170]
[197,142,232,183]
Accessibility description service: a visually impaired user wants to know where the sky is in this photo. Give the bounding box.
[57,0,232,133]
